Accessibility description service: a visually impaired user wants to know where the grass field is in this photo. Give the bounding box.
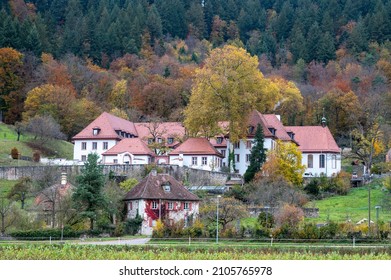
[307,183,391,224]
[0,122,74,163]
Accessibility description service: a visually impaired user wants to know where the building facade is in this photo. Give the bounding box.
[124,171,200,235]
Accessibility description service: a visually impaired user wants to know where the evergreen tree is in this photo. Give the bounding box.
[147,4,163,41]
[72,153,106,230]
[244,124,266,183]
[317,32,335,63]
[306,22,321,62]
[347,19,369,54]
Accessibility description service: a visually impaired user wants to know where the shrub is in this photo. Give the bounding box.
[319,221,338,239]
[152,219,165,238]
[274,204,304,228]
[304,178,321,196]
[113,223,125,237]
[257,212,274,228]
[32,150,41,162]
[11,147,19,159]
[298,223,320,239]
[124,215,143,235]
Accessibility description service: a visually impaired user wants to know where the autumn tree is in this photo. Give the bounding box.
[184,45,278,170]
[7,177,32,209]
[0,47,24,123]
[261,140,306,187]
[200,197,248,231]
[270,76,304,125]
[24,114,65,146]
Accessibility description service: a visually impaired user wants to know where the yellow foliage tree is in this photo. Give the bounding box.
[184,45,279,169]
[261,140,306,187]
[269,76,304,125]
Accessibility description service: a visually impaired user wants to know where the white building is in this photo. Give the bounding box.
[102,138,155,165]
[124,171,200,235]
[169,138,224,171]
[285,126,341,177]
[72,111,341,177]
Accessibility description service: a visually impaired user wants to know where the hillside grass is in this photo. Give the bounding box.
[0,179,14,196]
[306,181,391,224]
[0,122,74,164]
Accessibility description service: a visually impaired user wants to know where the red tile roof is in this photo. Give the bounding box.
[102,138,155,156]
[246,110,274,138]
[124,172,200,201]
[169,138,224,157]
[264,114,292,141]
[72,112,138,140]
[285,126,340,153]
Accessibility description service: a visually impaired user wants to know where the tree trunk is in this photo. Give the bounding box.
[90,218,94,230]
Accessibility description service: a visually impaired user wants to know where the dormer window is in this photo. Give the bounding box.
[92,127,100,135]
[162,182,171,192]
[268,128,276,136]
[287,132,295,140]
[248,126,255,134]
[216,137,223,144]
[148,138,154,144]
[167,137,174,144]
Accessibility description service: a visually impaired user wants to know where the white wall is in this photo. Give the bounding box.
[225,138,274,175]
[170,155,222,172]
[126,199,199,236]
[302,152,341,177]
[73,139,117,162]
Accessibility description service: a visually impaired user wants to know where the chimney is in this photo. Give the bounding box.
[61,172,67,185]
[151,169,157,176]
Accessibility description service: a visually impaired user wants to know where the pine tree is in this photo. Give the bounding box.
[244,124,266,183]
[72,153,106,230]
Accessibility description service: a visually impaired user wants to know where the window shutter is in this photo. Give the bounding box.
[148,218,152,227]
[189,202,192,211]
[181,202,184,210]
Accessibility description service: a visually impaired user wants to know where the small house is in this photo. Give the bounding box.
[124,170,200,235]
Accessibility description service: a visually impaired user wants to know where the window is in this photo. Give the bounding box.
[92,142,97,150]
[235,154,240,162]
[234,142,240,149]
[168,202,174,210]
[192,157,198,165]
[162,182,171,192]
[248,126,255,134]
[332,155,337,169]
[81,155,87,161]
[184,202,190,210]
[157,138,162,143]
[246,154,251,163]
[113,159,118,164]
[216,137,223,144]
[167,137,174,144]
[81,142,87,150]
[307,155,313,168]
[148,138,154,144]
[221,150,226,157]
[103,142,108,150]
[93,128,100,135]
[319,154,325,168]
[151,201,158,209]
[202,157,207,165]
[246,140,252,149]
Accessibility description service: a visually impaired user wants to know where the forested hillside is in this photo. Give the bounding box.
[0,0,390,163]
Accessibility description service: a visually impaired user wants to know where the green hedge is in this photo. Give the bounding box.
[9,228,103,239]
